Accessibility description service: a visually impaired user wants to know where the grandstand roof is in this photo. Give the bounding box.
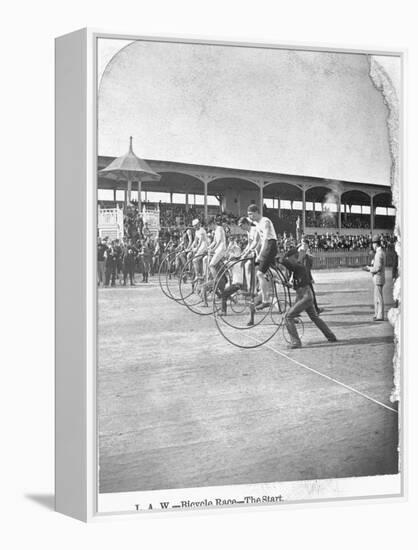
[97,156,392,207]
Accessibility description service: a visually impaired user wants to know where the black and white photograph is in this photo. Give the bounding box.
[95,36,401,513]
[6,0,418,545]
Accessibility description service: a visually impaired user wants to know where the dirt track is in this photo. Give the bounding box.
[98,268,398,493]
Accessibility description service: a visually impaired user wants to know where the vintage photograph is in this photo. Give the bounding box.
[96,37,401,510]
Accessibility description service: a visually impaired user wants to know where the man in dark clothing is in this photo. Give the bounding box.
[104,246,118,287]
[112,239,123,283]
[152,238,163,274]
[280,248,337,349]
[298,239,322,315]
[141,241,153,283]
[97,237,108,286]
[122,246,136,286]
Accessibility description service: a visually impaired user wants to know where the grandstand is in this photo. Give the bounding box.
[98,156,395,237]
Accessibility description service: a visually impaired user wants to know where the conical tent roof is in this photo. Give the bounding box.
[99,137,161,181]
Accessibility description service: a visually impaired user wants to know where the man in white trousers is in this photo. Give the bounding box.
[364,234,386,321]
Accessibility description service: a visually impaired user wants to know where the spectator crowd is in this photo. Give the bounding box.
[99,198,394,244]
[303,232,395,252]
[98,204,396,288]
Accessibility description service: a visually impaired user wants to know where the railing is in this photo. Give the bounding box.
[311,249,395,269]
[305,226,392,236]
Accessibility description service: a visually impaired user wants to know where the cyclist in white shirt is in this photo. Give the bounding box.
[219,238,244,315]
[206,216,227,280]
[247,204,278,309]
[191,218,208,279]
[237,216,261,292]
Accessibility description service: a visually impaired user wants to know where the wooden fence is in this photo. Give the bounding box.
[311,249,395,270]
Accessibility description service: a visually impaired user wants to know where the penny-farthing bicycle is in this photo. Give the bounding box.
[165,249,190,303]
[158,251,179,300]
[212,255,294,349]
[161,248,304,348]
[179,251,223,315]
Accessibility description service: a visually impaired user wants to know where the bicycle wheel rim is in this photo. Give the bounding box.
[212,258,281,348]
[179,255,214,315]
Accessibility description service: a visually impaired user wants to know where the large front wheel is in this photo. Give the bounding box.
[212,259,286,349]
[179,254,218,315]
[158,252,177,300]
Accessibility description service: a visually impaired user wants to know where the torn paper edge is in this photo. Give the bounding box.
[368,56,401,405]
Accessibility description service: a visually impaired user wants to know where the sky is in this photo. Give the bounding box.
[97,38,401,187]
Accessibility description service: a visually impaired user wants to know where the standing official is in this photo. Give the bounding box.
[364,234,386,321]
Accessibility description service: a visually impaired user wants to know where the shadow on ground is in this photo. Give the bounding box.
[298,335,393,349]
[25,494,55,510]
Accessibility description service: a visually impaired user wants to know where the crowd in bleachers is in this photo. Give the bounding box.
[100,198,394,240]
[303,232,395,251]
[305,211,370,229]
[123,200,242,241]
[98,199,397,286]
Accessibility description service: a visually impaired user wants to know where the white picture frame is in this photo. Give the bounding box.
[55,28,404,522]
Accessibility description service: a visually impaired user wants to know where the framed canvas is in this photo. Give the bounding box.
[55,29,404,521]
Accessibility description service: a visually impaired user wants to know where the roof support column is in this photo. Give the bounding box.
[337,194,342,232]
[137,180,142,214]
[301,187,306,234]
[370,195,374,233]
[203,180,208,222]
[196,174,216,223]
[259,184,264,214]
[127,179,132,204]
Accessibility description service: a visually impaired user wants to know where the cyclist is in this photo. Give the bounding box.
[246,204,278,310]
[206,216,227,282]
[219,238,244,316]
[191,218,208,281]
[237,216,261,292]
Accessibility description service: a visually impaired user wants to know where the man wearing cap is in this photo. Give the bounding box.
[246,204,278,309]
[281,248,337,349]
[363,235,386,321]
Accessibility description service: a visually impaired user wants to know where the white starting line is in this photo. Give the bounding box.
[248,336,398,414]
